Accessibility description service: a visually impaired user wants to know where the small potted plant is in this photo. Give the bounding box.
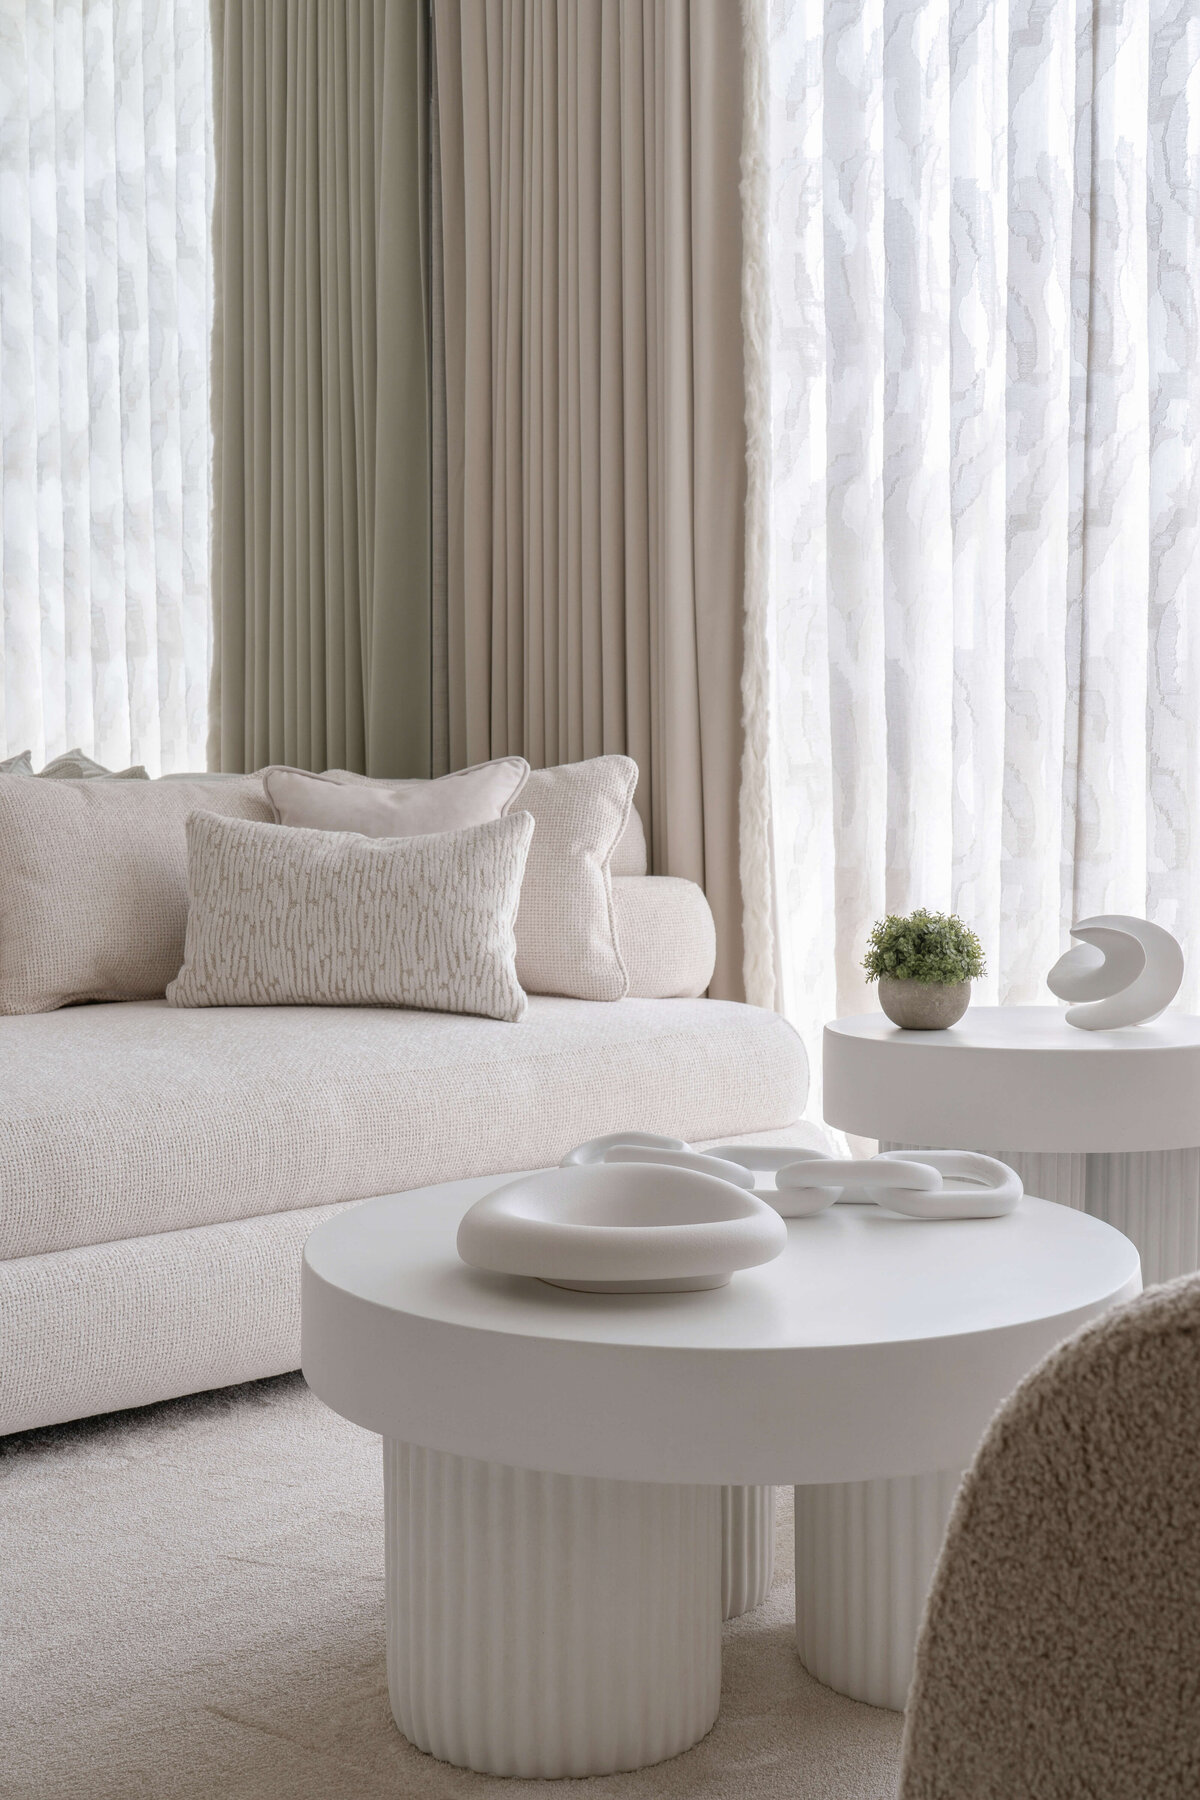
[863,909,985,1030]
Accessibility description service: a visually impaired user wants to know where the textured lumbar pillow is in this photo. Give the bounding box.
[0,775,272,1014]
[167,812,533,1022]
[261,757,529,837]
[502,754,637,1002]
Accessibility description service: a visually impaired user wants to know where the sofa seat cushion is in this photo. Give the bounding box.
[0,997,807,1261]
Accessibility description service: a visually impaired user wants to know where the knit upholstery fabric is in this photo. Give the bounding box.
[0,774,271,1013]
[614,877,716,997]
[611,804,648,876]
[900,1274,1200,1800]
[0,1204,353,1435]
[167,812,531,1021]
[0,996,808,1261]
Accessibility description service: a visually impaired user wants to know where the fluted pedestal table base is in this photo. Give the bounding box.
[722,1484,776,1618]
[385,1441,723,1777]
[306,1173,1139,1761]
[794,1468,964,1711]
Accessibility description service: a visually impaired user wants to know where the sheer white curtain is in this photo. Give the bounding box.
[742,0,1200,1112]
[0,0,212,775]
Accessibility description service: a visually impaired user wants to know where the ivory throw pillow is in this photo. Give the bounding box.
[261,757,529,837]
[611,803,648,876]
[502,754,637,1001]
[0,748,148,778]
[0,776,272,1014]
[167,812,533,1022]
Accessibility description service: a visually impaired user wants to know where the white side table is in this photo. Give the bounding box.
[303,1176,1138,1773]
[825,1005,1200,1284]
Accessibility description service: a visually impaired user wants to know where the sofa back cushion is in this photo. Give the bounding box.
[0,776,271,1014]
[611,803,648,876]
[0,747,149,779]
[167,812,532,1022]
[502,755,636,1001]
[262,757,529,837]
[259,754,637,1003]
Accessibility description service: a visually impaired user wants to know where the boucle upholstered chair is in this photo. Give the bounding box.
[900,1273,1200,1800]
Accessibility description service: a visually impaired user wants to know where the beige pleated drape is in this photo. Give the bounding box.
[432,0,747,999]
[209,0,431,777]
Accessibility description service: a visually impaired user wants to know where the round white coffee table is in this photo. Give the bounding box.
[302,1176,1139,1775]
[825,1005,1200,1284]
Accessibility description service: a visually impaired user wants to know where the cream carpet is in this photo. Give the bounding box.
[1,1374,902,1800]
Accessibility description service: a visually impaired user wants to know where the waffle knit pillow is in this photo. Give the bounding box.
[503,755,637,1001]
[167,812,533,1022]
[0,775,272,1014]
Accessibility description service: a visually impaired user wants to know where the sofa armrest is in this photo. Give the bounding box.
[613,876,716,999]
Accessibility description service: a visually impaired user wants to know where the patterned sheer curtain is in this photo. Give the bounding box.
[0,0,212,775]
[742,0,1200,1111]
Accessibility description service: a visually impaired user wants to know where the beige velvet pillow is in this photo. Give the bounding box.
[167,812,532,1022]
[0,776,272,1014]
[502,755,637,1001]
[261,757,529,837]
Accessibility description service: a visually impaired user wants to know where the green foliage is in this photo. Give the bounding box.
[862,909,986,986]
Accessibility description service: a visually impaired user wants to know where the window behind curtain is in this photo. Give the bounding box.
[0,0,212,775]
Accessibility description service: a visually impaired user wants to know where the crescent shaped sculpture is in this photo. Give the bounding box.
[1046,914,1184,1030]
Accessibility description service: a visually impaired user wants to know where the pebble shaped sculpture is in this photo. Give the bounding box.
[1046,914,1184,1031]
[456,1162,788,1293]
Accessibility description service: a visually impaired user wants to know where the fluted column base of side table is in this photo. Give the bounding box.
[884,1142,1200,1285]
[794,1468,963,1712]
[1082,1149,1200,1285]
[384,1441,723,1777]
[721,1485,776,1619]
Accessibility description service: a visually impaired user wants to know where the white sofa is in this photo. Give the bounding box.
[0,849,810,1435]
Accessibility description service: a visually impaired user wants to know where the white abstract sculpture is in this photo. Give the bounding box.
[1046,914,1184,1030]
[773,1151,1020,1221]
[560,1139,1022,1222]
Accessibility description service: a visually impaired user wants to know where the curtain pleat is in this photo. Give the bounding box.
[432,0,747,999]
[745,0,1200,1112]
[209,0,430,778]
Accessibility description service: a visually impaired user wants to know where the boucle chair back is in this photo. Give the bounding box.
[900,1273,1200,1800]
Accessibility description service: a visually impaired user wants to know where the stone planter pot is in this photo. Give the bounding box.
[877,976,970,1030]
